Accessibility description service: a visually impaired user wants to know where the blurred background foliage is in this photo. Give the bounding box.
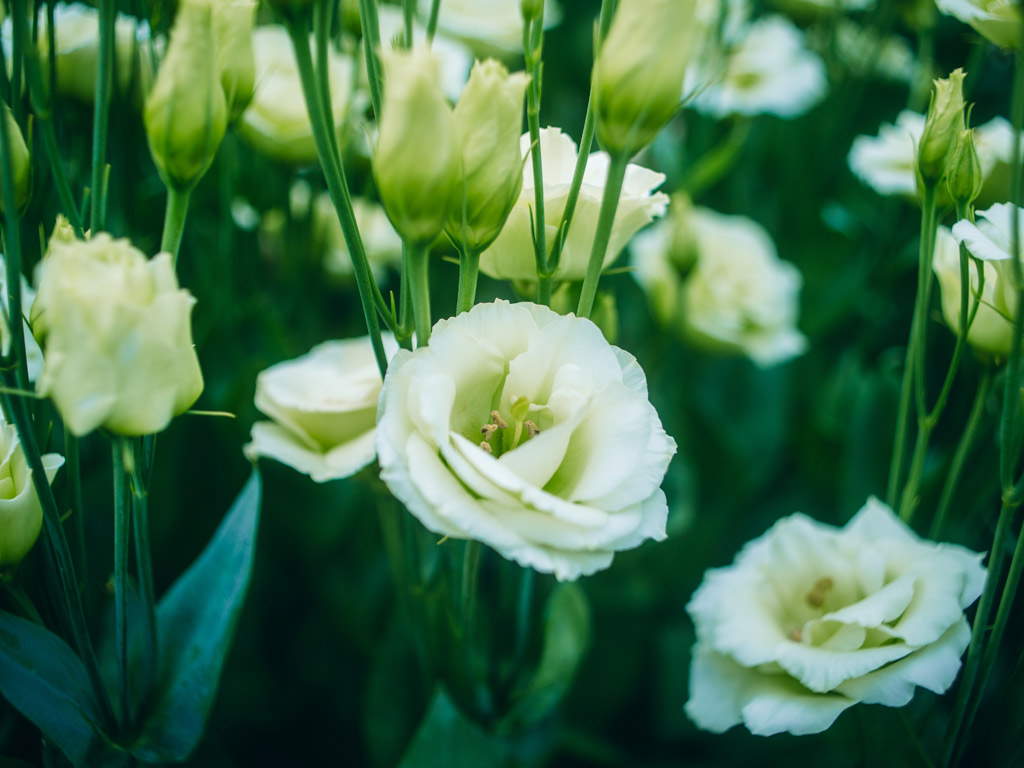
[2,0,1023,765]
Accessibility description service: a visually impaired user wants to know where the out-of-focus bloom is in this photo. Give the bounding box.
[479,127,668,283]
[771,0,874,16]
[0,420,63,569]
[376,300,676,581]
[374,45,458,245]
[1,3,153,103]
[237,25,356,165]
[416,0,562,56]
[0,101,30,214]
[631,205,806,367]
[30,233,203,436]
[952,202,1024,325]
[934,0,1021,50]
[918,69,966,186]
[594,0,697,156]
[211,0,257,121]
[144,0,227,190]
[245,335,396,482]
[376,7,473,100]
[693,15,827,119]
[821,18,915,84]
[446,60,530,252]
[933,226,1012,357]
[686,498,986,736]
[314,193,402,280]
[0,256,43,382]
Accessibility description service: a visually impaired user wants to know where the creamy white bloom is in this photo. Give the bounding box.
[933,226,1012,357]
[237,25,356,165]
[773,0,874,14]
[415,0,562,56]
[0,420,63,568]
[935,0,1021,49]
[952,202,1024,321]
[376,7,473,100]
[376,300,676,581]
[631,207,806,367]
[245,335,396,482]
[314,194,402,280]
[479,128,668,283]
[692,15,827,119]
[686,498,986,736]
[827,18,915,84]
[0,256,43,382]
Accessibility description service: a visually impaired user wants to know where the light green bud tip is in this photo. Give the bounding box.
[144,0,228,191]
[374,46,459,246]
[0,101,31,214]
[212,0,258,123]
[917,68,966,187]
[446,60,530,252]
[667,193,699,277]
[521,0,543,22]
[593,0,697,158]
[946,128,983,207]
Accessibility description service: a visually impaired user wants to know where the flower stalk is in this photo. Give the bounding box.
[91,0,115,232]
[577,150,628,318]
[112,437,132,728]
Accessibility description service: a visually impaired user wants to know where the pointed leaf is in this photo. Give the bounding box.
[130,471,261,763]
[398,688,509,768]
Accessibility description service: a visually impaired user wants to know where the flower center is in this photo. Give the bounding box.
[477,396,542,456]
[805,576,834,609]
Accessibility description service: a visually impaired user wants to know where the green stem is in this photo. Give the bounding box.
[9,0,25,124]
[408,242,431,345]
[523,13,547,293]
[39,119,86,237]
[914,186,939,422]
[456,246,480,314]
[285,18,389,375]
[576,150,628,318]
[64,433,90,616]
[461,539,482,637]
[898,422,931,523]
[426,0,442,42]
[930,369,993,539]
[112,438,131,728]
[90,0,115,232]
[402,0,414,48]
[682,118,751,198]
[130,440,157,712]
[357,0,383,120]
[314,0,341,174]
[160,185,191,265]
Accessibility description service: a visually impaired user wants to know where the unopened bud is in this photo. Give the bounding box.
[946,128,983,207]
[0,423,63,569]
[144,0,228,191]
[212,0,257,122]
[593,0,697,157]
[917,68,966,187]
[374,46,458,245]
[521,0,543,22]
[666,194,699,277]
[0,102,30,214]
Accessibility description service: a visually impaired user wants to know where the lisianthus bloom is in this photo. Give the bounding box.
[245,335,397,482]
[692,15,827,119]
[0,419,63,569]
[686,498,986,736]
[631,205,806,367]
[952,202,1024,330]
[934,0,1021,50]
[375,7,473,100]
[479,127,668,283]
[30,232,203,436]
[375,300,676,581]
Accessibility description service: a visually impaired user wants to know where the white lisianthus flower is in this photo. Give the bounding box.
[376,7,473,100]
[0,419,63,569]
[685,498,987,736]
[933,226,1012,357]
[245,335,397,483]
[934,0,1021,50]
[0,256,43,382]
[692,15,827,119]
[415,0,562,56]
[479,128,669,283]
[952,202,1024,325]
[375,300,676,581]
[631,206,807,367]
[237,25,356,165]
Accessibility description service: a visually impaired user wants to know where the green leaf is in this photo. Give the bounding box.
[506,582,591,726]
[130,471,261,763]
[398,688,509,768]
[0,609,111,766]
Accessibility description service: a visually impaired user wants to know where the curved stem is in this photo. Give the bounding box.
[456,245,480,315]
[577,150,627,319]
[160,186,191,265]
[524,12,547,295]
[314,0,341,174]
[357,0,383,120]
[898,422,932,523]
[90,0,115,232]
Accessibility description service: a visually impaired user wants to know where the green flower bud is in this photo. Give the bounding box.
[917,68,966,187]
[521,0,543,22]
[593,0,698,158]
[946,128,983,207]
[446,60,530,252]
[212,0,257,122]
[0,101,30,214]
[374,46,459,246]
[0,422,63,569]
[666,193,699,278]
[144,0,228,191]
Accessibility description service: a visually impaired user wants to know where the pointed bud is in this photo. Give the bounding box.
[917,68,966,187]
[446,60,530,252]
[0,422,63,569]
[666,193,699,278]
[593,0,697,157]
[0,102,30,214]
[946,128,983,207]
[521,0,543,22]
[212,0,257,122]
[373,46,459,245]
[144,0,228,191]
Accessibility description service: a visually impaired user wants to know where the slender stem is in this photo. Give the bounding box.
[682,118,751,198]
[898,423,932,523]
[286,18,389,375]
[90,0,115,232]
[9,0,25,124]
[314,0,342,174]
[39,119,86,237]
[112,438,131,728]
[130,439,157,712]
[930,369,993,539]
[160,185,191,265]
[511,566,535,675]
[408,241,432,345]
[357,0,383,120]
[914,186,939,421]
[402,0,414,48]
[0,144,28,398]
[456,246,480,314]
[426,0,442,42]
[524,13,547,290]
[461,540,482,631]
[577,151,628,318]
[64,433,90,615]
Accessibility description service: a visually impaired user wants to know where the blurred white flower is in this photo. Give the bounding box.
[314,194,402,280]
[376,6,473,100]
[376,300,676,581]
[237,25,356,165]
[692,15,827,118]
[827,18,915,84]
[935,0,1021,50]
[245,335,397,482]
[952,203,1024,329]
[686,498,986,736]
[0,420,63,569]
[631,206,806,367]
[416,0,562,56]
[0,256,43,382]
[933,226,1012,357]
[479,127,668,283]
